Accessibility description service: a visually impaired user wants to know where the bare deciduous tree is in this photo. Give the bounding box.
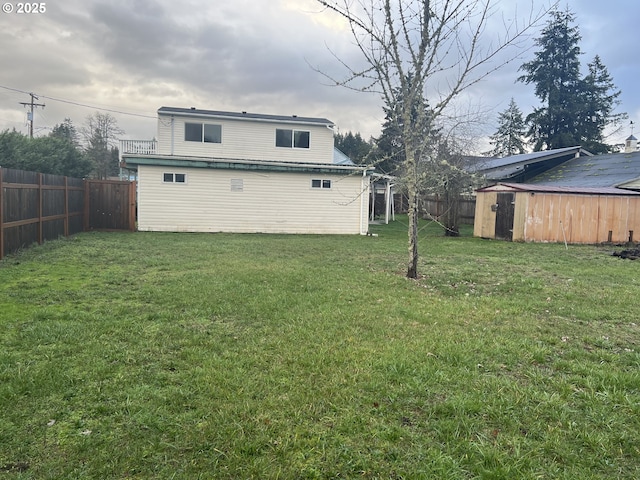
[82,112,124,179]
[316,0,552,278]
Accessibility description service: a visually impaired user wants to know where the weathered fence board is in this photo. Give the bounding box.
[392,193,477,224]
[1,167,136,260]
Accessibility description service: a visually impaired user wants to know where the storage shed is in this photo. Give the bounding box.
[474,183,640,244]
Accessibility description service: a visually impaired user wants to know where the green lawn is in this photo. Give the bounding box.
[1,218,639,479]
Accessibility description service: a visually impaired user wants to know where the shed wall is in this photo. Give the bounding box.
[157,114,334,165]
[475,190,640,243]
[137,165,369,234]
[522,193,640,243]
[473,191,497,238]
[511,192,528,241]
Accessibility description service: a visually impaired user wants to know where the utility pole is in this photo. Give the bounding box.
[19,93,45,138]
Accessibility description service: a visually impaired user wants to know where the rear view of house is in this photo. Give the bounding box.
[121,107,373,234]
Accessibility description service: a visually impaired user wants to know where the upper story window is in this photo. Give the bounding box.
[276,129,310,149]
[185,122,222,143]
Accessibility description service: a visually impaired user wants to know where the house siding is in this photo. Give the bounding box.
[157,114,334,164]
[137,165,368,234]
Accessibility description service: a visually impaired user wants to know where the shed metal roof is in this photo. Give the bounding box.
[477,182,640,196]
[529,150,640,188]
[474,147,589,173]
[158,106,335,127]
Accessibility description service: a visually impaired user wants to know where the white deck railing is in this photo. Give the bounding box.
[119,140,157,160]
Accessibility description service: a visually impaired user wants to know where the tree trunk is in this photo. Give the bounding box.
[406,149,419,279]
[407,195,419,278]
[443,189,460,237]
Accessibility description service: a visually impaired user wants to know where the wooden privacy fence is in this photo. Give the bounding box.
[84,179,136,232]
[392,193,477,224]
[0,167,136,260]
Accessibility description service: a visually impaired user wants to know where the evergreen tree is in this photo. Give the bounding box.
[519,8,583,151]
[578,56,626,153]
[0,128,92,177]
[374,74,434,175]
[334,131,372,164]
[50,118,81,147]
[0,129,27,168]
[489,98,528,156]
[519,9,625,152]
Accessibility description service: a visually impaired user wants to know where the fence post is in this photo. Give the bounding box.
[38,173,43,245]
[83,179,90,232]
[0,168,3,260]
[64,176,69,237]
[129,180,136,232]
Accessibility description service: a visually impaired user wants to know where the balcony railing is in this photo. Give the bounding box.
[119,139,157,160]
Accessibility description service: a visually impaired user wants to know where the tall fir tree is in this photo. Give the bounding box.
[519,9,625,152]
[50,118,80,147]
[578,55,625,153]
[489,98,528,156]
[374,73,434,175]
[518,8,583,151]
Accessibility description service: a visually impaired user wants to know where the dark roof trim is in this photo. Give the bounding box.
[477,182,640,196]
[158,106,335,128]
[122,154,373,175]
[476,146,592,173]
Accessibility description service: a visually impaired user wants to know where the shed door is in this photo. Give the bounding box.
[495,192,515,241]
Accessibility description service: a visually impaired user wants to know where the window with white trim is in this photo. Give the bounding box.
[185,122,222,143]
[163,173,186,183]
[276,129,310,148]
[311,179,331,189]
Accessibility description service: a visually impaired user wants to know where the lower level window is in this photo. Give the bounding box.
[163,173,186,183]
[311,179,331,189]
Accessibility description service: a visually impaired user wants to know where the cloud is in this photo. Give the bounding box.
[0,0,637,147]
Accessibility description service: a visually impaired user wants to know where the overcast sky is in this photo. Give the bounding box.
[0,0,638,153]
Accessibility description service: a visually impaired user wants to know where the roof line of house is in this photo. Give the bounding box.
[158,107,335,128]
[122,154,374,175]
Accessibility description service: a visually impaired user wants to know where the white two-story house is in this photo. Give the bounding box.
[121,107,375,234]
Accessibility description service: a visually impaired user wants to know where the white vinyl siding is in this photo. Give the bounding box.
[156,114,334,164]
[137,165,368,234]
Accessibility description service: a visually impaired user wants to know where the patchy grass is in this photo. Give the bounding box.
[0,218,639,479]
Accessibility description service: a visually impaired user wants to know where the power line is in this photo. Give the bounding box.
[0,84,157,120]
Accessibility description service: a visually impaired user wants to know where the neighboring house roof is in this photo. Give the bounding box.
[333,147,355,166]
[477,182,640,196]
[528,150,640,189]
[474,146,591,181]
[158,106,335,128]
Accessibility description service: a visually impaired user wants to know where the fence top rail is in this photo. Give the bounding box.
[86,179,135,185]
[0,167,86,186]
